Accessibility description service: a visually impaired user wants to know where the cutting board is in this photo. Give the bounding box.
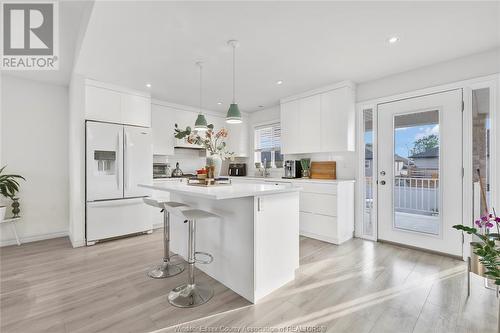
[310,161,336,180]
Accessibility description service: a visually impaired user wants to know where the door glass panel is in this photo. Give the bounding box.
[363,108,375,237]
[472,88,491,215]
[393,110,440,235]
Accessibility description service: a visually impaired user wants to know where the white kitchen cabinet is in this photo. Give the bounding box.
[280,99,300,154]
[85,85,122,123]
[320,87,355,152]
[299,94,321,153]
[122,94,151,127]
[85,81,151,127]
[297,181,354,245]
[280,81,355,154]
[152,104,175,155]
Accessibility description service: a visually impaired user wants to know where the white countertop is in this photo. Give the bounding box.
[229,176,356,184]
[140,182,300,200]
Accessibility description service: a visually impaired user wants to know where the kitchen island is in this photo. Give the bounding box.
[139,182,300,303]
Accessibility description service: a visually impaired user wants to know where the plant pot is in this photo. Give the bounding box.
[206,154,222,178]
[11,197,20,218]
[470,242,487,276]
[0,206,5,223]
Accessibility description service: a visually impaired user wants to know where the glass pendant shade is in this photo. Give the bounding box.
[194,113,208,131]
[226,104,242,124]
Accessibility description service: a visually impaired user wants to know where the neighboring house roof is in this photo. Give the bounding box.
[365,144,409,163]
[409,146,439,159]
[394,154,409,163]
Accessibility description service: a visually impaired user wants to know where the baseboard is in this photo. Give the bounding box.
[299,230,353,245]
[0,230,68,247]
[153,223,163,229]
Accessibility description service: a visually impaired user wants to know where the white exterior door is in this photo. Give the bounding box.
[124,125,152,198]
[86,122,124,201]
[377,90,463,256]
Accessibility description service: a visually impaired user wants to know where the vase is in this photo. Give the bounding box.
[206,154,222,178]
[11,198,20,218]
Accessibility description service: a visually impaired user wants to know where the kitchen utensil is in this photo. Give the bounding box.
[171,162,184,177]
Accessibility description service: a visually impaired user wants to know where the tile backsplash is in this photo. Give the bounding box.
[154,151,249,176]
[284,152,356,179]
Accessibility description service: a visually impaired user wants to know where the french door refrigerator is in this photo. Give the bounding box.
[86,121,152,245]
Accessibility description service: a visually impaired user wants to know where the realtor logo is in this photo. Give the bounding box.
[1,2,59,70]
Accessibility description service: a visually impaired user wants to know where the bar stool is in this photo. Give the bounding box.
[167,207,218,308]
[143,198,187,278]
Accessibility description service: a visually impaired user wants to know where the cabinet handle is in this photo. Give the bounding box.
[257,198,261,212]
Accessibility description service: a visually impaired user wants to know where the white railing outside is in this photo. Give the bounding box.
[364,177,439,216]
[394,177,439,215]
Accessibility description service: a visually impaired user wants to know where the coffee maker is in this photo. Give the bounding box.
[283,160,302,178]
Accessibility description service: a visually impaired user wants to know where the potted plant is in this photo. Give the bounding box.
[174,124,234,177]
[453,210,500,285]
[0,166,25,222]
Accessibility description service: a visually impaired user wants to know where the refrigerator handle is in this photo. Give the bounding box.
[124,130,129,190]
[116,132,120,189]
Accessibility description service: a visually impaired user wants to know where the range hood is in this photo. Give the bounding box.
[174,138,205,150]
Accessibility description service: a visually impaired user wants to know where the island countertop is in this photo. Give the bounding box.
[139,182,300,200]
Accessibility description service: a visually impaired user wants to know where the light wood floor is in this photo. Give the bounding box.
[1,232,498,333]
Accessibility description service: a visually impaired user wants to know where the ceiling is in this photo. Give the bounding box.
[32,2,500,111]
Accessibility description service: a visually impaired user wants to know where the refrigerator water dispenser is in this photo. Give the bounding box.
[94,150,116,175]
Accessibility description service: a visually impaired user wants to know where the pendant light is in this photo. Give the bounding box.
[226,40,242,124]
[194,61,208,131]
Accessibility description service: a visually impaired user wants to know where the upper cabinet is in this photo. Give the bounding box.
[151,104,175,155]
[280,99,300,154]
[280,81,355,154]
[85,85,122,123]
[85,80,151,127]
[121,94,151,127]
[320,87,355,152]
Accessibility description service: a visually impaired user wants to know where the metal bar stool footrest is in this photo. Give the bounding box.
[194,251,213,264]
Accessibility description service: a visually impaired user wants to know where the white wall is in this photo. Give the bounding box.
[357,48,500,102]
[1,75,69,246]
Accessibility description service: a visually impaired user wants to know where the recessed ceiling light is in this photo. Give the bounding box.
[217,102,223,105]
[276,80,283,85]
[387,36,400,44]
[146,83,152,88]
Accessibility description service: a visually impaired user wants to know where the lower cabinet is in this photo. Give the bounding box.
[298,181,354,245]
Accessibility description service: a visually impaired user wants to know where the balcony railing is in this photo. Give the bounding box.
[394,177,439,215]
[364,177,439,215]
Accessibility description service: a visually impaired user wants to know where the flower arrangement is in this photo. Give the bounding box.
[174,123,234,159]
[453,209,500,285]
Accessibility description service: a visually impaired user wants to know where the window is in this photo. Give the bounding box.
[254,123,283,168]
